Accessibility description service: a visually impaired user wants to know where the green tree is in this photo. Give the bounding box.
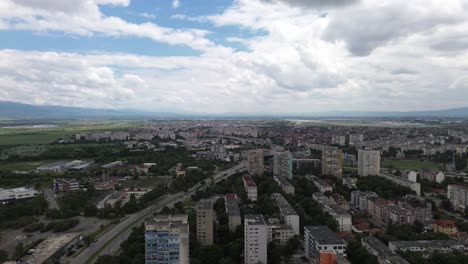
[0,249,8,263]
[14,242,24,260]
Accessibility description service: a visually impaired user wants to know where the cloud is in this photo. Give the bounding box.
[172,0,180,9]
[139,12,156,19]
[260,0,359,8]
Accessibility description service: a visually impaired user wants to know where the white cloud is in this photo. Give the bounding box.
[172,0,180,9]
[1,0,468,113]
[139,13,156,19]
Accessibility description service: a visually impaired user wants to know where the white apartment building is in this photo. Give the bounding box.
[272,193,300,235]
[244,214,268,264]
[358,149,381,176]
[447,184,468,212]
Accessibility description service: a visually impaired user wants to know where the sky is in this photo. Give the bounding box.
[1,0,468,113]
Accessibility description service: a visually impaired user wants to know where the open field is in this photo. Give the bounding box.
[0,121,141,145]
[288,119,434,128]
[0,161,46,171]
[382,159,440,170]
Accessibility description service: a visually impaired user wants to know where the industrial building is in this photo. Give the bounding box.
[0,187,38,203]
[23,233,82,264]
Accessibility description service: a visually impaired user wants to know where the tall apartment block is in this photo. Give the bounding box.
[358,149,381,176]
[271,193,300,235]
[197,199,214,245]
[225,193,241,232]
[244,214,268,264]
[247,149,264,176]
[274,151,293,179]
[447,184,468,212]
[145,214,189,264]
[322,148,343,178]
[349,134,364,146]
[243,175,258,201]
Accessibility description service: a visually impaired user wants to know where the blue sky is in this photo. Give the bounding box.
[1,0,468,113]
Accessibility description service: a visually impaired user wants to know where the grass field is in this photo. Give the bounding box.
[382,160,440,170]
[0,121,141,145]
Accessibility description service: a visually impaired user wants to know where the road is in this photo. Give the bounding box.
[44,188,59,210]
[70,162,246,264]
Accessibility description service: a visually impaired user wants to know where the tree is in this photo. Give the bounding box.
[413,221,424,233]
[14,242,24,260]
[441,199,452,211]
[0,250,8,263]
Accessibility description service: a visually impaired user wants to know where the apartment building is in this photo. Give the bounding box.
[274,151,293,179]
[358,149,381,176]
[271,193,300,235]
[243,175,258,201]
[197,199,214,245]
[274,175,295,195]
[350,190,378,211]
[304,226,347,263]
[323,204,352,232]
[433,220,458,236]
[447,184,468,212]
[322,148,343,178]
[225,193,241,232]
[145,214,189,264]
[362,237,410,264]
[247,149,264,176]
[244,214,268,264]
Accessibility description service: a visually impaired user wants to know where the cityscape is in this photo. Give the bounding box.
[1,0,468,264]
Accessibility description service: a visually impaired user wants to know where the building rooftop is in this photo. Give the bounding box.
[197,199,213,210]
[389,240,468,249]
[304,226,346,245]
[245,214,266,225]
[23,233,81,264]
[225,194,241,216]
[243,175,257,187]
[272,193,298,216]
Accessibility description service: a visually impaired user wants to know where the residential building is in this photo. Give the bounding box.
[243,175,258,201]
[323,204,352,232]
[332,135,346,146]
[274,175,295,195]
[350,190,378,211]
[398,196,432,223]
[22,233,82,264]
[386,204,414,225]
[379,173,421,195]
[447,184,468,212]
[388,240,468,256]
[433,220,458,236]
[293,158,321,174]
[361,237,410,264]
[322,148,343,178]
[349,134,364,146]
[247,149,264,176]
[274,151,293,179]
[313,192,336,208]
[358,149,381,176]
[314,179,334,193]
[304,226,347,262]
[244,214,268,264]
[267,220,295,245]
[0,187,38,203]
[53,178,80,193]
[225,193,241,232]
[145,214,189,264]
[197,199,214,245]
[272,193,300,235]
[420,170,445,183]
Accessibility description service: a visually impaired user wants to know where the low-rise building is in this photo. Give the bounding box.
[23,233,82,264]
[379,173,421,195]
[314,180,334,194]
[351,190,378,212]
[433,220,458,236]
[388,240,468,256]
[323,205,352,232]
[274,175,295,195]
[361,236,410,264]
[53,178,81,193]
[272,193,300,235]
[0,187,38,203]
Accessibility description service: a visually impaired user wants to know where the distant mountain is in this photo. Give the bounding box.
[1,101,468,119]
[0,101,178,119]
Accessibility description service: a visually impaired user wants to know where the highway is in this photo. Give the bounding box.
[70,162,246,264]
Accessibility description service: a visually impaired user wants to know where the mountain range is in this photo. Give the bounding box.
[2,101,468,119]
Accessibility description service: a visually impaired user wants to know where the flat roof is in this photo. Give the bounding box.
[243,175,257,187]
[304,226,345,245]
[245,214,266,225]
[272,193,298,216]
[23,233,81,264]
[197,199,213,210]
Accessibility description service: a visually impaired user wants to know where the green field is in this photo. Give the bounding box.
[0,161,46,171]
[382,160,440,170]
[0,121,141,145]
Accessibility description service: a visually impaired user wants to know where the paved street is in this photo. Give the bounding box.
[70,162,246,264]
[44,188,59,210]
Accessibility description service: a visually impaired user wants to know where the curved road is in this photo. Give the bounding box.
[70,162,246,264]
